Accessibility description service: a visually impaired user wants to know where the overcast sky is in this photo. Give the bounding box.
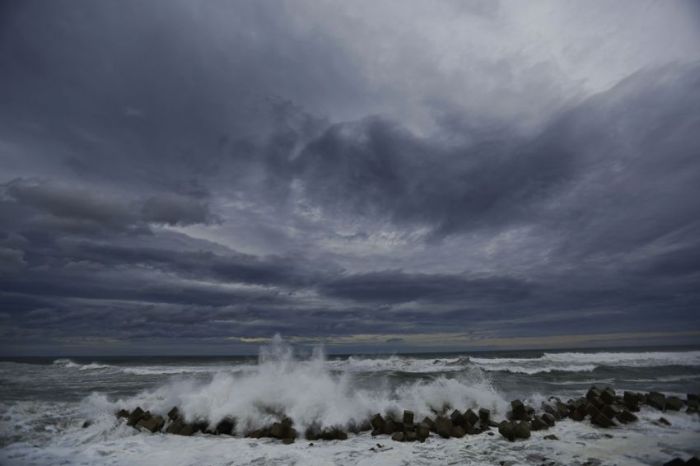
[1,0,700,355]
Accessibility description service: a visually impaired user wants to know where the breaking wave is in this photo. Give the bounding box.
[99,335,506,433]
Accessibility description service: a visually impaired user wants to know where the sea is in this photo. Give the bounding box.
[1,338,699,465]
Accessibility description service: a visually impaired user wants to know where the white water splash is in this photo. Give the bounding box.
[105,335,505,432]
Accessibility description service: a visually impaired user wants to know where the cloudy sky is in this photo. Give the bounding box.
[1,0,700,355]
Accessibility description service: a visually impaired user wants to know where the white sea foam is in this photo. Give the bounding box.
[1,400,698,466]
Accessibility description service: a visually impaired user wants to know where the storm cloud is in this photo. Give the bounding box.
[1,0,700,355]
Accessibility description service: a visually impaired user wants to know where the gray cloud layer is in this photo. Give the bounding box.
[1,0,699,354]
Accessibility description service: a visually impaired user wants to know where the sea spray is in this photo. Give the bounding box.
[107,335,507,433]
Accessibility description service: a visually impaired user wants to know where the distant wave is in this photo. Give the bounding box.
[121,365,251,376]
[52,359,112,371]
[469,351,700,375]
[476,364,599,375]
[324,355,467,374]
[51,359,248,376]
[50,350,700,377]
[319,350,700,375]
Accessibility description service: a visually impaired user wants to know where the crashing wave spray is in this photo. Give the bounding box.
[108,334,506,434]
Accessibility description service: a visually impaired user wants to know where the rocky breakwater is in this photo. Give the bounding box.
[114,385,699,447]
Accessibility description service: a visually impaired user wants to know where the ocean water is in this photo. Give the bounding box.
[1,339,699,465]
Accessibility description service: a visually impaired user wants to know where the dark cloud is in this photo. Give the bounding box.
[293,116,574,236]
[3,179,135,230]
[2,178,218,230]
[320,271,532,304]
[69,241,339,288]
[140,194,218,226]
[1,0,699,354]
[291,64,700,242]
